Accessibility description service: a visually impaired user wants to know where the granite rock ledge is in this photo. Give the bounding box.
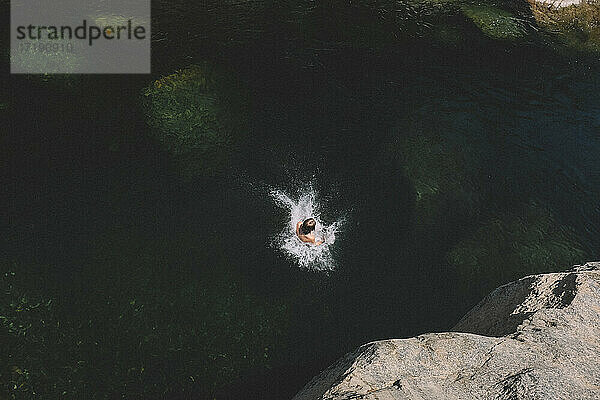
[293,262,600,400]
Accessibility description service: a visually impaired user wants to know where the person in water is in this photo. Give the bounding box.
[296,218,325,246]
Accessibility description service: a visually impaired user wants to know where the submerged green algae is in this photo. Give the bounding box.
[461,3,529,40]
[0,251,288,399]
[142,64,249,178]
[448,201,586,299]
[385,106,588,308]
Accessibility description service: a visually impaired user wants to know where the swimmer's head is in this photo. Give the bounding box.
[301,218,316,234]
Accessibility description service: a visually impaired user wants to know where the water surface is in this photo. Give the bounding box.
[1,2,599,399]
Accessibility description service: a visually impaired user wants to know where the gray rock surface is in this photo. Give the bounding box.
[534,0,584,8]
[293,262,600,400]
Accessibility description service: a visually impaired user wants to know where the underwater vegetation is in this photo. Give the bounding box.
[461,3,531,40]
[0,267,58,399]
[397,132,474,205]
[0,252,288,399]
[448,201,586,300]
[387,101,589,306]
[141,64,249,179]
[384,109,484,244]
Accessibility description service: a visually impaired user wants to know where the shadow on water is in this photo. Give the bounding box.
[1,1,600,399]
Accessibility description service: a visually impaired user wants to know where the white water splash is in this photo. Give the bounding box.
[270,186,345,272]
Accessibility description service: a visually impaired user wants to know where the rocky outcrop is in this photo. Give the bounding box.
[294,262,600,400]
[528,0,600,53]
[534,0,584,8]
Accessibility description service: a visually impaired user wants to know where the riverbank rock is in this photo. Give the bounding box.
[528,0,600,53]
[293,262,600,400]
[534,0,584,7]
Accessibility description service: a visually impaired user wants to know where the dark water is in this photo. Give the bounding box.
[2,1,600,399]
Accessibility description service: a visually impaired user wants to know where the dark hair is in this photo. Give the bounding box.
[301,218,316,235]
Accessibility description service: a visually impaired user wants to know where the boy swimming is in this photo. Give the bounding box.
[296,218,325,246]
